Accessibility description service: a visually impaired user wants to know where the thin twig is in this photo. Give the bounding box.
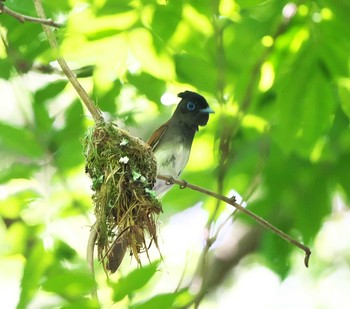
[87,221,99,301]
[32,0,104,124]
[0,2,63,28]
[157,175,311,267]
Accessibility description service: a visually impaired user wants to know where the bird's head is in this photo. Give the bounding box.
[173,91,214,128]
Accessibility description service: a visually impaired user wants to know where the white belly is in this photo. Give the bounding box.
[152,144,190,196]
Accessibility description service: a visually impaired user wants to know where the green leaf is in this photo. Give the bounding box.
[336,152,350,202]
[152,2,183,42]
[53,100,85,170]
[62,100,85,139]
[127,72,166,103]
[130,292,181,309]
[42,264,95,300]
[95,1,135,16]
[5,0,36,15]
[175,53,216,93]
[54,139,84,170]
[338,78,350,119]
[53,240,77,261]
[236,0,268,9]
[0,55,12,79]
[42,0,72,15]
[5,22,49,65]
[75,65,95,78]
[272,44,337,156]
[294,68,335,157]
[33,100,53,134]
[61,298,99,309]
[0,189,40,219]
[0,163,39,183]
[111,261,160,302]
[17,240,53,309]
[34,80,68,103]
[244,141,334,277]
[33,81,67,134]
[0,122,44,158]
[93,79,122,114]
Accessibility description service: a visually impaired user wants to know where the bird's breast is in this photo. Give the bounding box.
[154,144,191,178]
[152,143,191,197]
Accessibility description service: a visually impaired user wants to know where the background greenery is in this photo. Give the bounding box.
[1,0,350,308]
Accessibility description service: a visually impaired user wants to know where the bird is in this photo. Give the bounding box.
[106,90,214,272]
[148,90,214,196]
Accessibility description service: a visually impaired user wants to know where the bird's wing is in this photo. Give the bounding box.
[147,120,169,151]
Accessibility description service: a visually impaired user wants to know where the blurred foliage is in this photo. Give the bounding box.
[0,0,350,308]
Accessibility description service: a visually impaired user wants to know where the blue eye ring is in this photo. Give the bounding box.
[187,101,196,111]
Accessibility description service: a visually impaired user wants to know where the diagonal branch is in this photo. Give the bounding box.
[32,0,104,124]
[157,175,311,267]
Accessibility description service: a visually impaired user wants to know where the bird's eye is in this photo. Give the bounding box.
[187,101,196,111]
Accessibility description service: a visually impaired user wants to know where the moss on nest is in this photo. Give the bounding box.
[83,121,162,271]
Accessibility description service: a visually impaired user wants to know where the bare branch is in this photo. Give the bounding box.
[0,2,63,28]
[157,175,311,267]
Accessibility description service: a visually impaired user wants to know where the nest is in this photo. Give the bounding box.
[83,121,162,272]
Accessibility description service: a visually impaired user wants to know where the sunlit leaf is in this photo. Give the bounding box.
[0,55,12,79]
[17,241,52,309]
[273,45,315,154]
[127,72,166,103]
[61,298,99,309]
[93,79,122,114]
[111,261,160,302]
[33,81,67,133]
[0,122,44,158]
[42,264,94,299]
[42,0,72,15]
[175,53,216,93]
[95,1,135,16]
[5,0,36,15]
[53,100,85,170]
[338,78,350,119]
[130,292,181,309]
[152,2,183,42]
[129,28,175,80]
[0,190,40,219]
[34,80,68,103]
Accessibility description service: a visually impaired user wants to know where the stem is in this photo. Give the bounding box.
[87,221,99,301]
[32,0,104,124]
[157,175,311,267]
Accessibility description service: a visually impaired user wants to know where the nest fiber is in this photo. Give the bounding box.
[83,121,162,270]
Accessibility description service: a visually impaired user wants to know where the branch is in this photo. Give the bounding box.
[0,2,63,28]
[87,221,99,301]
[157,175,311,267]
[32,0,104,124]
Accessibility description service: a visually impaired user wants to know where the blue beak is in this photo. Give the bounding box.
[200,107,215,114]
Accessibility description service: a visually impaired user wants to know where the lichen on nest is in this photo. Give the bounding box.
[83,121,162,271]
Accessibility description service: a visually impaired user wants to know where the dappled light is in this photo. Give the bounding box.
[1,0,350,308]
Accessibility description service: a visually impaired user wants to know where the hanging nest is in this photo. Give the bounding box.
[83,121,162,272]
